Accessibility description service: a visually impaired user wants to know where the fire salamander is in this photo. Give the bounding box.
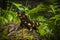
[17,10,39,33]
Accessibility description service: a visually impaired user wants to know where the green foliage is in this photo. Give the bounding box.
[12,2,29,12]
[0,9,20,25]
[0,0,60,40]
[28,3,46,14]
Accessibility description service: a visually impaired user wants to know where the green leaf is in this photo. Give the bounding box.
[7,14,13,22]
[12,2,24,10]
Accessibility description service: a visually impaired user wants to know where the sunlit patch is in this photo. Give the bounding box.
[32,24,34,27]
[30,28,32,31]
[36,30,38,32]
[36,22,39,25]
[32,21,34,23]
[25,14,28,16]
[18,14,21,16]
[28,23,31,26]
[24,21,27,23]
[23,15,25,17]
